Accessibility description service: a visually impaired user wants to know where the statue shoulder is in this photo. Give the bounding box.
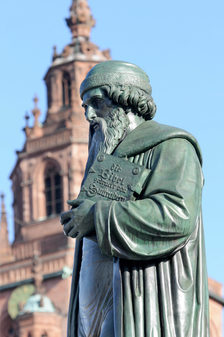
[114,120,202,165]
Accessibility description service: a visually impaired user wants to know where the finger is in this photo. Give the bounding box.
[67,199,84,208]
[67,223,79,238]
[63,219,75,236]
[76,232,82,240]
[60,210,74,225]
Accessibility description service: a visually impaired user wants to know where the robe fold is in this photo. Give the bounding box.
[67,120,209,337]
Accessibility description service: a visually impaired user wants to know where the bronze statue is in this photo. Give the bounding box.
[61,61,209,337]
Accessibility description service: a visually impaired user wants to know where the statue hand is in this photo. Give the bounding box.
[60,199,95,239]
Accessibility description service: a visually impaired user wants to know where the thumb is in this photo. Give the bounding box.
[67,199,83,208]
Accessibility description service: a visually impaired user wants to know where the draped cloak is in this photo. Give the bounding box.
[67,120,210,337]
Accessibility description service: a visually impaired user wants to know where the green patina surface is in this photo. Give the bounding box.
[61,61,210,337]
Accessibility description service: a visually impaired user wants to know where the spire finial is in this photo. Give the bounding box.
[33,95,39,107]
[23,111,31,137]
[32,95,41,127]
[24,111,30,126]
[52,45,58,61]
[66,0,95,40]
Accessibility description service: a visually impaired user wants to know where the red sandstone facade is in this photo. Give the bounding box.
[0,1,222,336]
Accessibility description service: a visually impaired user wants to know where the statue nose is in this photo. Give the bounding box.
[85,107,97,122]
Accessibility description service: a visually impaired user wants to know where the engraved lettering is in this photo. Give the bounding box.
[86,183,97,197]
[111,163,122,172]
[86,184,126,201]
[100,168,110,180]
[93,177,127,193]
[78,153,146,203]
[99,168,125,185]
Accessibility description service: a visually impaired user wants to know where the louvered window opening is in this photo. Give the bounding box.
[45,166,62,216]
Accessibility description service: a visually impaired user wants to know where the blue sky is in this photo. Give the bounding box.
[0,0,224,287]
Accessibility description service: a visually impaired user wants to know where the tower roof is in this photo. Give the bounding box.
[20,294,55,315]
[66,0,95,40]
[45,0,111,85]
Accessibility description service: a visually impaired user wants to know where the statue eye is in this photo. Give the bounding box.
[91,97,103,109]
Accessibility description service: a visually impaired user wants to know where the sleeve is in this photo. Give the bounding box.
[93,138,203,260]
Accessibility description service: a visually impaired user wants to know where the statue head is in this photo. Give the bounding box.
[80,60,156,121]
[80,61,156,155]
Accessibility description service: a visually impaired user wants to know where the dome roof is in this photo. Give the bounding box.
[20,294,55,314]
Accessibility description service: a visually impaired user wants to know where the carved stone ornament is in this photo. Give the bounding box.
[66,0,95,38]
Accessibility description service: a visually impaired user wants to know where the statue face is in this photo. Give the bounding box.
[82,87,115,128]
[82,87,129,155]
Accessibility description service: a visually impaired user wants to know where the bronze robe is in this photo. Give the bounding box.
[67,120,209,337]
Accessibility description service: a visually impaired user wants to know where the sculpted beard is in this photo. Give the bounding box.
[90,107,130,156]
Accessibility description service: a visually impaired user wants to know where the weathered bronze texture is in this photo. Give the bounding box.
[79,152,150,202]
[61,61,209,337]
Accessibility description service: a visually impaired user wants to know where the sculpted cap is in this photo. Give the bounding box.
[80,60,152,98]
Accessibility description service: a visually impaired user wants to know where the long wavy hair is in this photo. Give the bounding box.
[101,84,157,120]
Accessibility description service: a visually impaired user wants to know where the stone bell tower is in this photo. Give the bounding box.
[0,1,110,336]
[10,0,110,243]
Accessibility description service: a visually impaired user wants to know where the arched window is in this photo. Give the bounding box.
[44,164,62,217]
[62,71,71,107]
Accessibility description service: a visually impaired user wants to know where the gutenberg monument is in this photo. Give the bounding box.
[61,61,209,337]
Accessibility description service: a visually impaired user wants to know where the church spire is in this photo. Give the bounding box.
[66,0,95,40]
[0,193,12,264]
[32,95,41,128]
